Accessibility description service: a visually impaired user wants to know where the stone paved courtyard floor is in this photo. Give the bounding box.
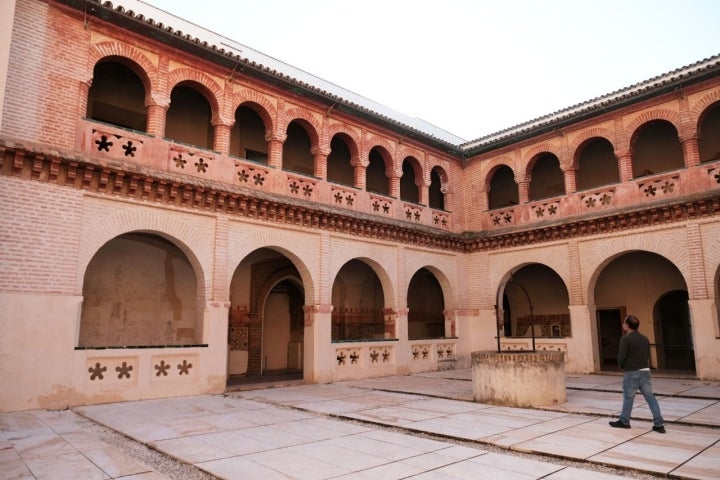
[2,371,719,479]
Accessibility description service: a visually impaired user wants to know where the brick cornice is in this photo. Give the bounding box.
[2,142,719,253]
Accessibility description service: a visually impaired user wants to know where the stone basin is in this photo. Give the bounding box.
[471,350,566,407]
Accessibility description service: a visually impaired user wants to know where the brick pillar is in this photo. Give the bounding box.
[518,180,529,204]
[213,122,232,156]
[246,312,262,376]
[618,153,633,182]
[681,135,701,168]
[312,146,330,180]
[563,167,577,195]
[353,161,366,190]
[147,103,168,138]
[389,174,400,198]
[266,134,285,169]
[418,179,430,206]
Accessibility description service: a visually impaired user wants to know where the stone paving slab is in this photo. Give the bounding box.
[0,409,171,480]
[3,372,720,479]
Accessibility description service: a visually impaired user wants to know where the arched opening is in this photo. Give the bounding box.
[80,232,200,347]
[327,134,354,186]
[593,251,693,374]
[400,158,420,203]
[407,268,445,339]
[631,120,684,177]
[654,290,694,371]
[165,84,213,149]
[488,165,518,209]
[699,102,720,163]
[576,137,619,190]
[332,259,385,341]
[86,60,147,132]
[230,104,268,163]
[282,121,314,175]
[500,264,570,338]
[529,153,565,201]
[366,147,390,196]
[228,248,304,382]
[429,167,445,210]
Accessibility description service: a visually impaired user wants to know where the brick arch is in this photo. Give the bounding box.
[584,234,692,305]
[429,164,449,191]
[483,157,520,190]
[76,209,211,299]
[397,146,425,178]
[401,155,424,188]
[523,143,562,176]
[495,257,572,304]
[251,265,303,316]
[226,229,318,304]
[278,107,321,146]
[87,42,156,99]
[405,261,456,310]
[569,127,617,167]
[327,123,361,159]
[232,88,277,133]
[330,243,397,308]
[166,68,224,123]
[625,109,683,147]
[366,135,397,173]
[691,88,720,130]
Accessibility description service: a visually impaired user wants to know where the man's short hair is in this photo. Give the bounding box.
[625,315,640,330]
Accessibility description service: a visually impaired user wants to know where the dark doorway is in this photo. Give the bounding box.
[654,290,695,371]
[597,308,624,370]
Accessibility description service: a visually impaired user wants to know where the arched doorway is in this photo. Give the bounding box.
[228,248,305,384]
[654,290,694,371]
[593,251,694,374]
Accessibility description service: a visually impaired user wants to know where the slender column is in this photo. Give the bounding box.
[518,180,530,204]
[266,134,285,169]
[617,153,633,182]
[213,122,232,155]
[681,135,701,168]
[312,146,330,180]
[563,167,577,195]
[353,161,366,190]
[146,103,168,138]
[389,174,400,198]
[418,179,430,206]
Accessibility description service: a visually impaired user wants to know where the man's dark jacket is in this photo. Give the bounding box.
[617,330,650,371]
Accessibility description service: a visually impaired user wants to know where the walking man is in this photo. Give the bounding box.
[609,314,666,433]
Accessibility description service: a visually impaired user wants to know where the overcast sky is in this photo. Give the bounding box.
[142,0,720,141]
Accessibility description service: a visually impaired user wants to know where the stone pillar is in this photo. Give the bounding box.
[203,301,230,393]
[303,304,334,383]
[384,307,403,340]
[147,103,168,138]
[688,298,720,380]
[567,304,596,373]
[454,307,493,368]
[266,134,285,169]
[681,135,701,168]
